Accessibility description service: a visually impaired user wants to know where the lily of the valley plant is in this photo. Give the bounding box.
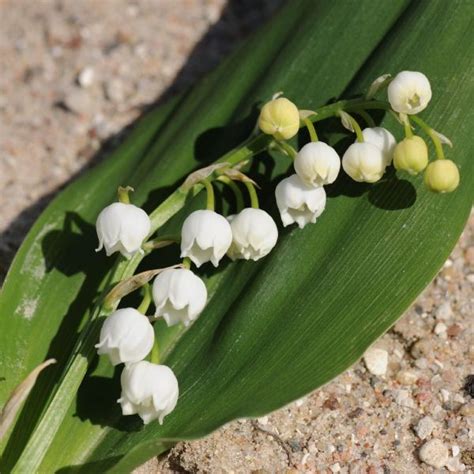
[88,70,458,425]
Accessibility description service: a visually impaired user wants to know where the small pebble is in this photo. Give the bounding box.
[415,416,436,440]
[410,339,431,358]
[434,322,447,335]
[329,462,341,473]
[104,78,126,103]
[394,389,415,408]
[77,67,94,87]
[363,347,388,376]
[419,439,449,468]
[436,302,453,320]
[459,402,474,416]
[396,370,418,385]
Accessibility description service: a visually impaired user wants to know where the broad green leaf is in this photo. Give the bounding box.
[1,0,473,471]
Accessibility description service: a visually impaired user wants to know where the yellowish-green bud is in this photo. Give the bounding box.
[424,160,460,193]
[258,97,300,140]
[393,135,428,175]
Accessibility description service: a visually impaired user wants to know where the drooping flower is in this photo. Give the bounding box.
[342,142,386,183]
[275,174,326,229]
[424,160,460,193]
[152,268,207,327]
[180,210,233,267]
[293,141,341,186]
[227,208,278,261]
[258,97,300,140]
[118,361,179,424]
[393,135,428,175]
[387,71,432,115]
[95,308,154,366]
[96,202,151,258]
[361,127,396,166]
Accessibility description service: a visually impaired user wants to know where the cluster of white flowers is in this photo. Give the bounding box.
[92,69,459,426]
[94,180,279,424]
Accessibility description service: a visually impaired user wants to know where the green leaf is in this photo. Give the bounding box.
[1,0,473,471]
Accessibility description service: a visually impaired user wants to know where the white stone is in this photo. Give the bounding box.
[415,416,436,440]
[434,322,447,335]
[77,67,94,87]
[452,445,460,457]
[419,439,449,468]
[436,302,453,320]
[396,370,418,385]
[363,347,388,376]
[330,462,341,473]
[394,389,415,408]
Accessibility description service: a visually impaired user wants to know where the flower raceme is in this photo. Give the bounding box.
[118,361,179,425]
[95,308,155,366]
[152,268,207,327]
[275,174,327,229]
[180,210,233,267]
[96,202,151,258]
[227,208,278,261]
[92,70,459,428]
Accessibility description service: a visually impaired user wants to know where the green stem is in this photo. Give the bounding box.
[244,181,259,209]
[117,186,133,204]
[12,96,392,472]
[403,115,413,138]
[143,235,180,252]
[355,109,376,128]
[303,117,318,141]
[342,111,364,142]
[182,257,191,270]
[410,115,445,159]
[202,179,215,210]
[275,141,298,159]
[150,338,160,364]
[137,283,152,314]
[217,176,244,211]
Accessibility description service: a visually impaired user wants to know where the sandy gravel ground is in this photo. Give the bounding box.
[0,1,472,473]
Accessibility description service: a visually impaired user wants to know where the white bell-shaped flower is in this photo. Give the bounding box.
[118,361,179,424]
[180,210,232,267]
[152,268,207,327]
[95,308,154,366]
[275,174,326,229]
[294,141,341,186]
[361,127,396,166]
[342,142,386,183]
[387,71,432,115]
[96,202,151,258]
[227,208,278,261]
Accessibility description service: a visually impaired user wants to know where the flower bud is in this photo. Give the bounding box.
[275,174,326,229]
[152,268,207,327]
[96,202,151,258]
[387,71,432,115]
[424,160,460,193]
[361,127,396,166]
[258,97,300,140]
[227,208,278,261]
[393,135,428,175]
[180,210,232,267]
[118,361,179,424]
[342,142,386,183]
[96,308,154,366]
[294,142,341,186]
